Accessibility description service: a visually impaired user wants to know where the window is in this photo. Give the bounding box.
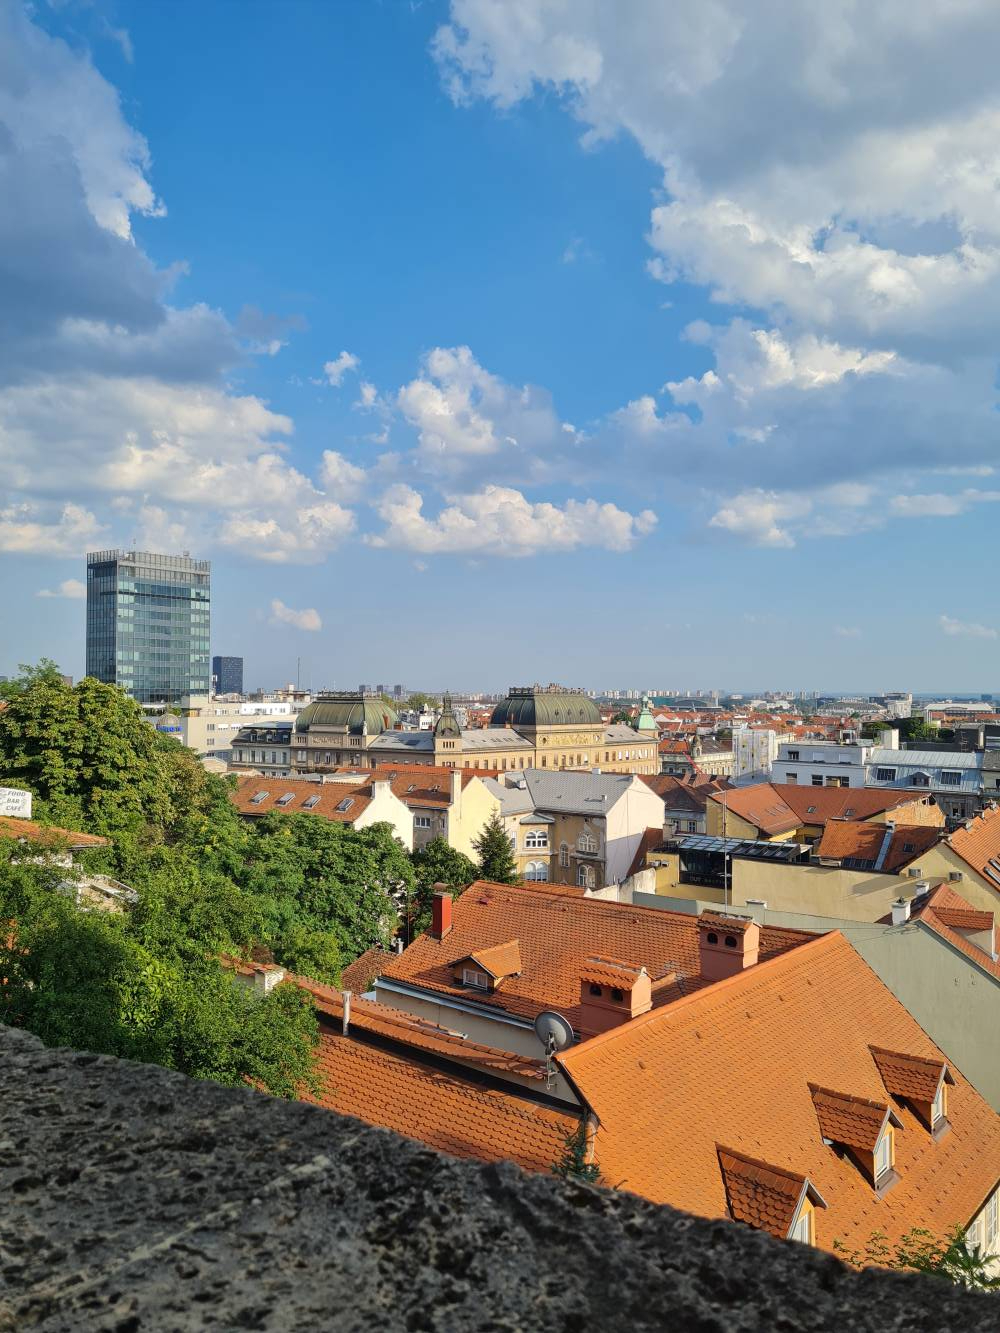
[302,795,319,810]
[874,1131,892,1183]
[787,750,800,761]
[559,842,569,868]
[811,775,823,786]
[931,1082,945,1126]
[524,829,549,849]
[250,790,270,805]
[275,792,295,807]
[785,773,798,784]
[789,1209,812,1245]
[414,815,432,829]
[987,1191,999,1248]
[335,797,354,813]
[940,771,962,787]
[577,864,595,889]
[686,820,698,833]
[578,831,598,854]
[462,967,489,989]
[525,860,549,882]
[875,768,896,782]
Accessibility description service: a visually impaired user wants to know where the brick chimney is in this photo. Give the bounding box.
[579,959,652,1038]
[431,886,452,940]
[697,915,760,982]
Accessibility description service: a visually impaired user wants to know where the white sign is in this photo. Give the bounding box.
[0,787,32,819]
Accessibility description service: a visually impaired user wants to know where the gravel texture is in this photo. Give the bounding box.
[1,1023,996,1331]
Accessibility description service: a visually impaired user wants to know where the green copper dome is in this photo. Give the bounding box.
[490,686,601,729]
[434,693,462,740]
[295,693,398,735]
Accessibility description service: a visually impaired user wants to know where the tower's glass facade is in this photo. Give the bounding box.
[86,550,211,705]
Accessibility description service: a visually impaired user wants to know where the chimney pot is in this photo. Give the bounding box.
[891,897,911,926]
[431,888,453,940]
[698,915,760,981]
[342,989,353,1036]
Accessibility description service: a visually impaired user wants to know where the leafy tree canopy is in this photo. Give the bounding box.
[408,837,477,936]
[472,811,518,885]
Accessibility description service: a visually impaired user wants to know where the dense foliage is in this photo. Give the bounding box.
[472,811,518,884]
[0,667,419,1096]
[407,837,478,939]
[834,1226,1000,1291]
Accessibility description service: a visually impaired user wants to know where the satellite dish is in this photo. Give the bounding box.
[533,1010,575,1053]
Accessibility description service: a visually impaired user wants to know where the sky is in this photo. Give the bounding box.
[2,0,999,694]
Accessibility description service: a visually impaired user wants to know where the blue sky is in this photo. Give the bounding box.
[2,0,999,692]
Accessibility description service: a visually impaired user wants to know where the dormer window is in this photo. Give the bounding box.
[462,967,489,989]
[931,1082,946,1127]
[874,1128,893,1184]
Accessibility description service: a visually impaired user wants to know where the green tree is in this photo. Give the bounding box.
[472,811,518,884]
[405,692,439,712]
[834,1226,1000,1291]
[610,709,633,725]
[0,658,66,700]
[408,837,477,936]
[552,1121,603,1185]
[897,716,940,744]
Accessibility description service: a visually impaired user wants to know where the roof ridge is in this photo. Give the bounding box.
[560,932,843,1065]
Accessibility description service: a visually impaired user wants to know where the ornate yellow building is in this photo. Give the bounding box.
[291,685,659,776]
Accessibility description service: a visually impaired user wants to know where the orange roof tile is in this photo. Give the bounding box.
[304,1030,576,1172]
[809,1084,889,1152]
[557,933,1000,1254]
[776,784,938,826]
[340,946,393,995]
[908,885,1000,980]
[378,880,813,1029]
[869,1047,951,1103]
[717,1147,820,1240]
[707,786,799,835]
[816,821,941,871]
[579,957,647,990]
[232,775,375,822]
[468,938,522,980]
[0,816,108,849]
[946,806,1000,889]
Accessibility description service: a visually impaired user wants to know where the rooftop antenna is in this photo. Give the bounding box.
[533,1010,574,1090]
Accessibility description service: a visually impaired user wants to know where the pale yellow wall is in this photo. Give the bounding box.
[901,843,1000,912]
[355,786,414,851]
[445,777,502,860]
[729,860,916,922]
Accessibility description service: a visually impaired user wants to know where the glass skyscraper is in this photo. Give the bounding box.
[86,550,211,705]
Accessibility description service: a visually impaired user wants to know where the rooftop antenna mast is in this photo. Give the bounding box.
[722,786,730,909]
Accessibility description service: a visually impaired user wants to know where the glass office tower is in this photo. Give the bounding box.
[86,550,211,705]
[211,655,244,695]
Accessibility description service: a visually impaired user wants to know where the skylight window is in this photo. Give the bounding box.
[250,791,270,805]
[336,797,354,813]
[302,795,320,810]
[275,793,295,807]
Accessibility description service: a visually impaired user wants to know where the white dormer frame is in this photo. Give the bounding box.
[786,1178,828,1245]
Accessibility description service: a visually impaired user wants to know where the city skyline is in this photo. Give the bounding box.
[3,1,1000,686]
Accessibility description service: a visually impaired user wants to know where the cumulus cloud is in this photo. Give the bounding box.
[0,501,105,555]
[368,483,656,557]
[37,578,86,599]
[434,1,1000,543]
[939,614,997,641]
[323,350,361,386]
[270,599,322,632]
[707,490,808,548]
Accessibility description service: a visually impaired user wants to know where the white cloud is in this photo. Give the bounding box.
[219,501,355,564]
[397,346,568,471]
[36,577,86,600]
[707,490,810,548]
[368,483,656,557]
[270,599,322,632]
[323,351,361,386]
[939,614,997,641]
[320,450,367,502]
[0,501,105,555]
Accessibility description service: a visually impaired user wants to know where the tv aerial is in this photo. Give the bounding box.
[533,1010,575,1089]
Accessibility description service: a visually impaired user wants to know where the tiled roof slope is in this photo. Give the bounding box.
[909,885,1000,981]
[808,1085,889,1152]
[947,806,1000,886]
[869,1047,950,1103]
[558,933,1000,1253]
[233,775,374,821]
[776,785,935,825]
[641,775,706,813]
[340,945,393,995]
[707,785,799,835]
[816,821,941,871]
[717,1148,815,1240]
[0,815,108,848]
[304,1031,576,1173]
[348,763,491,807]
[378,881,813,1028]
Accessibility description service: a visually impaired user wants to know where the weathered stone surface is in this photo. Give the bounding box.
[1,1023,996,1331]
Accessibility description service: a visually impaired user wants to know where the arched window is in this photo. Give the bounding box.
[577,864,595,889]
[559,842,569,868]
[577,830,598,855]
[525,829,549,850]
[525,860,549,882]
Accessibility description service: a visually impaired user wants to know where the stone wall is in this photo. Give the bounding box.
[1,1024,997,1331]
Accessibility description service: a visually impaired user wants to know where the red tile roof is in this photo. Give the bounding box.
[709,783,940,836]
[232,775,375,822]
[809,1084,889,1152]
[717,1147,819,1240]
[468,938,522,980]
[305,1031,576,1173]
[869,1047,951,1103]
[378,880,813,1029]
[816,822,941,871]
[340,946,393,995]
[557,933,1000,1254]
[908,885,1000,980]
[946,806,1000,888]
[0,816,108,849]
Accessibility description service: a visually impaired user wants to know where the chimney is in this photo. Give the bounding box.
[891,897,911,926]
[253,963,285,995]
[579,961,652,1039]
[450,769,462,806]
[342,989,353,1036]
[431,886,453,940]
[879,727,899,751]
[697,915,760,982]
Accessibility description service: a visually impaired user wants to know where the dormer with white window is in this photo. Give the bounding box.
[869,1046,954,1137]
[809,1083,903,1192]
[450,939,522,994]
[717,1146,827,1245]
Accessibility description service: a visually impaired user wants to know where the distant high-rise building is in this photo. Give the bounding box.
[86,550,211,705]
[212,655,244,695]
